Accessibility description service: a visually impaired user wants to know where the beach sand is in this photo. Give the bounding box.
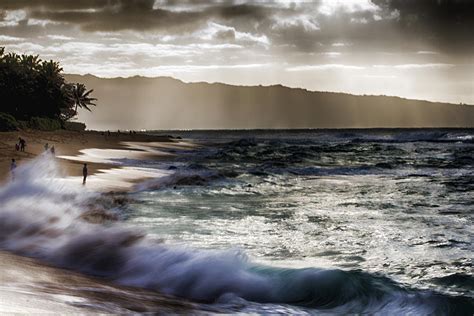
[0,129,199,314]
[0,129,194,189]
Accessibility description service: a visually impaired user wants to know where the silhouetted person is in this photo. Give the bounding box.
[15,143,19,151]
[82,163,88,185]
[19,138,26,152]
[44,143,49,151]
[50,145,55,156]
[10,159,17,181]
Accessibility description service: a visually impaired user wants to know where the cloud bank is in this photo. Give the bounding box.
[0,0,472,104]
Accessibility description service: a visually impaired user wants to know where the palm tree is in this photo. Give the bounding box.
[39,60,63,85]
[2,52,20,66]
[19,54,40,71]
[71,83,97,114]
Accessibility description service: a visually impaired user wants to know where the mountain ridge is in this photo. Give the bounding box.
[65,74,474,130]
[68,73,472,105]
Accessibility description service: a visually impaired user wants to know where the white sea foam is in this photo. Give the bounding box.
[0,155,469,313]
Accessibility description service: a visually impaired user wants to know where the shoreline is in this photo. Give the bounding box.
[0,129,198,313]
[0,129,192,189]
[1,129,473,313]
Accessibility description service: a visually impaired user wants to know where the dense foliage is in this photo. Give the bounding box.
[0,47,96,126]
[64,121,86,131]
[28,116,63,131]
[0,112,19,131]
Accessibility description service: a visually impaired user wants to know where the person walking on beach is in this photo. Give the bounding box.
[50,145,55,156]
[10,159,17,181]
[82,163,88,185]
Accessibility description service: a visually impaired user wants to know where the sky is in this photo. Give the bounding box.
[0,0,473,104]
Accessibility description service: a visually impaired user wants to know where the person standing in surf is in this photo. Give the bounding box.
[82,163,88,185]
[10,159,17,181]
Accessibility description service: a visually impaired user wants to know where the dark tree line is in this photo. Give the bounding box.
[0,47,96,122]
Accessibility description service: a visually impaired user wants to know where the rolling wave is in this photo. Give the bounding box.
[0,156,472,314]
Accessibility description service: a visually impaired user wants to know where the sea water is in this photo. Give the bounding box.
[0,129,473,314]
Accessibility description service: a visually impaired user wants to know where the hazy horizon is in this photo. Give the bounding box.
[1,0,473,105]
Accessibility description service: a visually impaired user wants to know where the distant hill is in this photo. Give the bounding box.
[66,74,474,130]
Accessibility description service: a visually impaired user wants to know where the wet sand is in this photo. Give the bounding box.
[0,129,196,190]
[0,250,199,314]
[0,130,173,180]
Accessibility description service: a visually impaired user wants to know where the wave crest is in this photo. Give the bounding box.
[0,156,472,313]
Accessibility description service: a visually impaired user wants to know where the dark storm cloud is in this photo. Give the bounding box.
[374,0,474,25]
[217,3,268,20]
[277,0,474,54]
[0,0,113,10]
[30,4,202,32]
[1,0,273,32]
[373,0,474,52]
[0,0,472,54]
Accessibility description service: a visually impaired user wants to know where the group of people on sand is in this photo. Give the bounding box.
[9,137,88,185]
[14,137,56,156]
[101,129,137,137]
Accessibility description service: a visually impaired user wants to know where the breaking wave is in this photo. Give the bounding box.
[0,156,472,314]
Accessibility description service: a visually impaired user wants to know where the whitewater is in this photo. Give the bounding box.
[0,129,473,314]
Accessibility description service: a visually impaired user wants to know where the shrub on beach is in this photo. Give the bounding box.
[28,117,62,131]
[17,120,29,130]
[64,121,86,131]
[0,112,19,131]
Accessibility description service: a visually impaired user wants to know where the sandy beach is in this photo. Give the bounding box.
[0,129,186,187]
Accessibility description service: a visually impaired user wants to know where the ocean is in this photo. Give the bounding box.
[1,129,473,314]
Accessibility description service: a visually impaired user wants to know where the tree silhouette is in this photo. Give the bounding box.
[71,83,97,113]
[0,47,96,123]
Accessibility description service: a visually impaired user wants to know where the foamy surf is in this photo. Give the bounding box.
[0,155,472,314]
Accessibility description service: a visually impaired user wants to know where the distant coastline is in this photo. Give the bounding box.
[67,74,474,106]
[144,127,474,132]
[67,74,474,131]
